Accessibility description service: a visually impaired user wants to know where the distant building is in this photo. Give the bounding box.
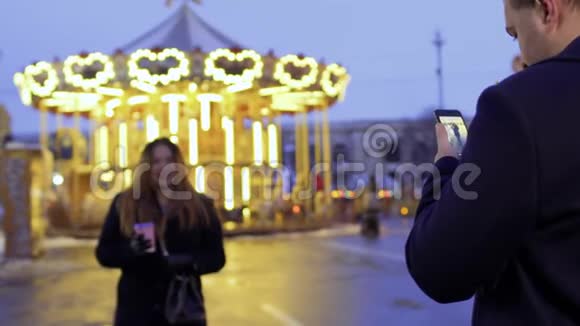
[281,118,438,193]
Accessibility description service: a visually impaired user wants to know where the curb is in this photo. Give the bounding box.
[46,222,336,240]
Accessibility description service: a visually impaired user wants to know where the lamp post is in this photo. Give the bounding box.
[433,31,445,109]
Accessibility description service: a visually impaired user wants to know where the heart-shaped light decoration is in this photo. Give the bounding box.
[23,61,59,97]
[63,52,115,89]
[128,48,190,86]
[321,63,350,98]
[274,55,319,89]
[205,48,263,85]
[13,72,32,105]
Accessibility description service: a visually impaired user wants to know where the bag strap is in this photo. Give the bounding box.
[160,237,169,257]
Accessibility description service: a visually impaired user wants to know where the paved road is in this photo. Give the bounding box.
[0,221,472,325]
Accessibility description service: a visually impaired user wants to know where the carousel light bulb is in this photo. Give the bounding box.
[268,124,279,167]
[105,107,114,118]
[24,61,59,97]
[241,167,251,203]
[274,55,319,89]
[205,49,263,85]
[321,63,349,98]
[106,98,121,111]
[13,72,32,106]
[223,117,235,165]
[259,86,291,96]
[161,94,187,102]
[42,98,68,108]
[201,101,211,131]
[188,83,198,93]
[63,53,115,89]
[197,94,223,131]
[168,101,179,135]
[118,122,128,168]
[127,95,150,106]
[98,126,109,163]
[96,87,125,97]
[224,166,234,211]
[100,170,115,183]
[189,119,199,165]
[252,121,263,166]
[52,173,64,186]
[195,166,205,193]
[146,115,159,142]
[130,80,157,94]
[124,169,132,188]
[128,48,189,85]
[227,82,253,93]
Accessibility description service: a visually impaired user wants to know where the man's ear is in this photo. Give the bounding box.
[536,0,561,25]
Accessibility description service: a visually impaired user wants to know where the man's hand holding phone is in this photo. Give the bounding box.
[433,109,468,162]
[434,123,459,162]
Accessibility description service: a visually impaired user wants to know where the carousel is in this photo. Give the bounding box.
[12,2,350,229]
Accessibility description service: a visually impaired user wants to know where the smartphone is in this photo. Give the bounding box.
[434,110,468,155]
[134,222,156,253]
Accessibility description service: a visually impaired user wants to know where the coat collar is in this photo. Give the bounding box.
[536,35,580,66]
[557,35,580,60]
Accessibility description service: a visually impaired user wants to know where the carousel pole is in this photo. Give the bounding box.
[300,110,311,216]
[88,110,96,165]
[56,112,63,132]
[222,95,235,211]
[314,110,321,170]
[39,105,51,219]
[321,107,332,208]
[264,111,276,208]
[275,114,284,196]
[293,112,303,206]
[313,109,323,217]
[73,110,81,164]
[39,106,49,152]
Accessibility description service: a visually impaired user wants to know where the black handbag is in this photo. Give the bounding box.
[164,274,206,325]
[161,240,206,325]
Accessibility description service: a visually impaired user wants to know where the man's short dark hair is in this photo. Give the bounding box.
[511,0,580,9]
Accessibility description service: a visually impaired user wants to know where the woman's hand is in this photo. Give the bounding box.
[164,254,196,274]
[129,234,153,256]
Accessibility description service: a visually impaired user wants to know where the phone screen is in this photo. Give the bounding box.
[437,114,468,154]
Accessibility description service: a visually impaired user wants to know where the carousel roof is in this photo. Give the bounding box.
[119,2,239,53]
[13,2,350,117]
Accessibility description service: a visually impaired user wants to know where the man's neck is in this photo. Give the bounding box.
[554,12,580,55]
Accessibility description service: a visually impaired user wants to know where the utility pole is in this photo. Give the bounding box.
[165,0,202,7]
[433,30,445,109]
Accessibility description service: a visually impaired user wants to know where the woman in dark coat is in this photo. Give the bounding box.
[95,138,226,326]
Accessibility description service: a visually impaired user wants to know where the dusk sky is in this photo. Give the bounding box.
[0,0,519,135]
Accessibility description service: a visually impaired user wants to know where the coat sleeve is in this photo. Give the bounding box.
[95,195,139,269]
[194,197,226,275]
[405,86,538,303]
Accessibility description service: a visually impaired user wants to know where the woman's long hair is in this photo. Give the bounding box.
[118,138,210,238]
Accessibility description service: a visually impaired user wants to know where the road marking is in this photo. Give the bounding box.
[326,242,406,263]
[261,303,304,326]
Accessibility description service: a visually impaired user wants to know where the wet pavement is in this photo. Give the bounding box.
[0,220,472,325]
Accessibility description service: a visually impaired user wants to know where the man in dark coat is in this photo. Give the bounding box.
[406,0,580,325]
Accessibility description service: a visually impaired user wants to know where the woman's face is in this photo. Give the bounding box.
[151,144,174,186]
